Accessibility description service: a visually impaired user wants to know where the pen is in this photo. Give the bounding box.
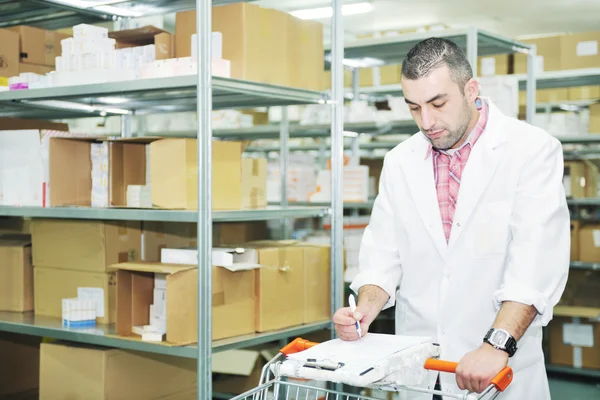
[348,294,362,339]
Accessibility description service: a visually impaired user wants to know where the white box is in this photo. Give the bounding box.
[154,273,167,290]
[73,24,109,40]
[161,247,260,271]
[153,288,166,317]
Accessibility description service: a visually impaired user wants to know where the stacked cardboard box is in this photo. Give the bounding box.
[0,28,20,78]
[9,26,69,71]
[0,235,33,313]
[590,103,600,133]
[0,332,40,397]
[563,161,598,198]
[39,341,196,399]
[176,3,324,90]
[150,138,267,210]
[32,219,142,325]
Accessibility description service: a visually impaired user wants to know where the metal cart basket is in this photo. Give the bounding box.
[229,338,513,400]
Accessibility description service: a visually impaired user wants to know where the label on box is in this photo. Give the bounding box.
[481,57,496,76]
[576,41,598,57]
[563,323,594,347]
[593,230,600,247]
[77,287,105,318]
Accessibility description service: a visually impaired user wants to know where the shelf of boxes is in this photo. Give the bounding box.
[0,206,331,223]
[516,68,600,91]
[545,364,600,379]
[0,311,329,358]
[0,75,326,119]
[570,261,600,271]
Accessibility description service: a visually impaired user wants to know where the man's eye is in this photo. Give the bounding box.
[410,107,419,112]
[433,103,446,109]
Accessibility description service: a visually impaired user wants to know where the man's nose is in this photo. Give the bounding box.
[420,108,436,131]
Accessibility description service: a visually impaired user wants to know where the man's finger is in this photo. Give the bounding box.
[333,314,356,326]
[336,325,361,334]
[455,371,465,391]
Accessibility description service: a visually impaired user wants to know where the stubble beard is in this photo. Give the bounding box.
[425,98,473,151]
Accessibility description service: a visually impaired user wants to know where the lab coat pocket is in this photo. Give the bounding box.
[471,201,512,258]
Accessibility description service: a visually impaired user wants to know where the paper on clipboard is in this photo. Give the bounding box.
[286,333,432,376]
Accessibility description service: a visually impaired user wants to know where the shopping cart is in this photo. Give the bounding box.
[229,337,513,400]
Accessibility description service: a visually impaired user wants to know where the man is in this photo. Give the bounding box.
[333,38,570,399]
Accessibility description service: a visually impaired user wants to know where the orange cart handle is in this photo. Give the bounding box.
[280,338,319,356]
[424,359,513,392]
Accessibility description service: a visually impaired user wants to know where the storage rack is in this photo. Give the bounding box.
[0,1,347,399]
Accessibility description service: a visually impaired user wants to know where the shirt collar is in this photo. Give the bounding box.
[425,97,487,159]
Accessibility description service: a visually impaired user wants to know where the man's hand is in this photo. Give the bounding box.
[455,343,508,394]
[333,305,375,341]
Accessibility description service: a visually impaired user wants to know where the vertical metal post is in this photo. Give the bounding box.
[318,141,327,169]
[196,0,212,399]
[466,27,478,77]
[352,68,360,100]
[526,44,537,124]
[330,0,344,338]
[120,113,132,138]
[280,106,291,239]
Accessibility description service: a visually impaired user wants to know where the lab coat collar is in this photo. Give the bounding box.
[400,97,509,259]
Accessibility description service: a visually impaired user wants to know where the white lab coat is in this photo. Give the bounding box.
[350,98,570,400]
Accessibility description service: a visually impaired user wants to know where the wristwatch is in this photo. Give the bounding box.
[484,328,517,357]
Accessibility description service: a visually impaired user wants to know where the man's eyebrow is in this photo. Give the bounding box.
[404,93,448,106]
[426,93,448,103]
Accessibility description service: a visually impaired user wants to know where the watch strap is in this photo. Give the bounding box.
[484,328,517,357]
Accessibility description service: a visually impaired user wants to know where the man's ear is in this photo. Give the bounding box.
[463,78,480,102]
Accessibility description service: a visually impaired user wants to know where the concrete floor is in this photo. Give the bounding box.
[549,377,600,399]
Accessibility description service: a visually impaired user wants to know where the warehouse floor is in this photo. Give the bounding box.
[549,377,600,399]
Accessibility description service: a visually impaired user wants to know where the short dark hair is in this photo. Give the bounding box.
[401,37,473,92]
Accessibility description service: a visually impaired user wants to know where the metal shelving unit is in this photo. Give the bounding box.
[546,364,600,379]
[0,1,346,399]
[0,311,329,359]
[0,206,330,222]
[570,261,600,271]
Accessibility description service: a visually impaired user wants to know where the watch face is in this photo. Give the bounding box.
[491,330,509,347]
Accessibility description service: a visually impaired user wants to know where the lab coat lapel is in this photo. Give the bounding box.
[447,100,508,249]
[400,136,448,260]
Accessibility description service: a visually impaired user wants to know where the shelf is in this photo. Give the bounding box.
[273,200,375,210]
[0,206,330,222]
[0,312,329,358]
[570,262,600,271]
[246,140,402,153]
[0,76,325,120]
[214,121,411,140]
[325,28,531,66]
[567,198,600,207]
[517,68,600,91]
[0,1,254,30]
[546,364,600,379]
[557,136,600,144]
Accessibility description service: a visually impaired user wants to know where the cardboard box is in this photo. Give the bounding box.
[477,55,510,76]
[560,31,600,70]
[142,221,197,262]
[548,308,600,369]
[289,17,324,91]
[19,62,53,75]
[0,236,33,312]
[32,219,141,272]
[10,26,69,67]
[571,220,580,261]
[579,224,600,263]
[241,158,267,209]
[151,139,266,210]
[0,332,40,397]
[0,117,68,131]
[563,161,598,198]
[518,89,569,106]
[245,241,305,332]
[34,267,116,324]
[109,25,174,60]
[212,348,277,394]
[114,261,257,343]
[0,28,20,78]
[49,137,147,207]
[514,35,562,74]
[302,244,331,324]
[359,64,402,87]
[590,103,600,133]
[39,342,196,400]
[213,222,269,246]
[568,86,600,101]
[321,68,353,90]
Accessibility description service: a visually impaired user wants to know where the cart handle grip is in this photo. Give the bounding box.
[280,337,318,355]
[424,359,513,392]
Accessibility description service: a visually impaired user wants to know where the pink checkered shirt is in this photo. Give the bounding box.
[425,98,488,243]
